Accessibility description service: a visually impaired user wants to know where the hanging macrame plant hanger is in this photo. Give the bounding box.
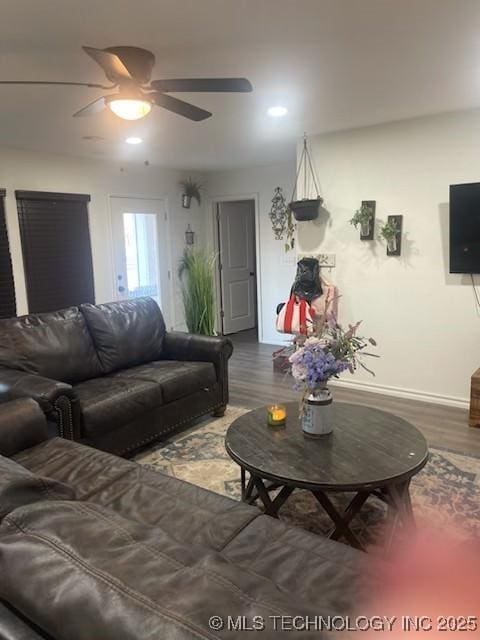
[289,134,323,221]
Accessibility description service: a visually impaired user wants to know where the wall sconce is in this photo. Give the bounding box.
[185,224,195,245]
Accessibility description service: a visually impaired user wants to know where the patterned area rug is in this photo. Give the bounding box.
[135,406,480,546]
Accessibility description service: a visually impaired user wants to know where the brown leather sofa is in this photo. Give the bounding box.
[0,297,232,456]
[0,398,368,639]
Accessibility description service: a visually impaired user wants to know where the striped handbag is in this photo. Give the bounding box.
[276,294,315,335]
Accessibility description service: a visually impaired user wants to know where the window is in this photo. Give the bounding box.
[0,190,16,318]
[16,191,95,313]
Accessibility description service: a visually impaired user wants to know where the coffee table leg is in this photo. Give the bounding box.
[385,480,415,527]
[400,481,415,523]
[332,491,371,541]
[240,467,255,502]
[245,475,255,501]
[252,476,294,517]
[383,480,415,553]
[312,490,368,550]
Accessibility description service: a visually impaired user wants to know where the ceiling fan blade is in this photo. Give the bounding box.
[150,92,212,121]
[0,80,113,89]
[73,96,107,117]
[150,78,253,93]
[83,46,132,82]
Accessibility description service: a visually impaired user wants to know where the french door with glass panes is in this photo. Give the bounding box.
[110,197,170,318]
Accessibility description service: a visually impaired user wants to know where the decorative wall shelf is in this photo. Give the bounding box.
[269,186,288,240]
[386,215,403,256]
[360,200,376,240]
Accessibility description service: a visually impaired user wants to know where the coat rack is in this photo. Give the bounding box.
[298,252,336,274]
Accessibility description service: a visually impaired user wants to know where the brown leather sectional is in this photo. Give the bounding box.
[0,297,232,456]
[0,398,368,639]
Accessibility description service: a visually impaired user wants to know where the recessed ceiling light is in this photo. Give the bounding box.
[267,105,288,118]
[125,136,143,145]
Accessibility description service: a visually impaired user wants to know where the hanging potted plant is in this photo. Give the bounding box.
[180,177,203,209]
[379,219,399,253]
[289,134,323,222]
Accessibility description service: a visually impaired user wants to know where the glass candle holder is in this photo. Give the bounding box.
[267,404,287,426]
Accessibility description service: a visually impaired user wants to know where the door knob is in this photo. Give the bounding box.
[118,285,125,293]
[250,272,255,276]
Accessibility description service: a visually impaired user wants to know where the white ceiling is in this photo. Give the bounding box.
[1,0,480,170]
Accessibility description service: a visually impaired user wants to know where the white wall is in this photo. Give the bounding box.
[298,109,480,407]
[3,108,478,408]
[0,146,205,329]
[206,160,297,344]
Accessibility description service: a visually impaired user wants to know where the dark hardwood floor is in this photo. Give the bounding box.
[228,330,479,456]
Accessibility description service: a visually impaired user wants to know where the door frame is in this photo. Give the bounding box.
[209,193,263,341]
[107,195,175,330]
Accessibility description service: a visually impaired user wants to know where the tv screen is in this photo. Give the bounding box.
[450,182,480,273]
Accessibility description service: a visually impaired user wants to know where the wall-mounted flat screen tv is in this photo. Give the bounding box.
[450,182,480,273]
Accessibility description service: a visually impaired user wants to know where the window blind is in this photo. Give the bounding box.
[16,190,95,313]
[0,190,16,318]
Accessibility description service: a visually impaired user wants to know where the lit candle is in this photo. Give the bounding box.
[267,404,287,426]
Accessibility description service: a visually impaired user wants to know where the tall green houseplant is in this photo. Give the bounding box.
[178,249,216,336]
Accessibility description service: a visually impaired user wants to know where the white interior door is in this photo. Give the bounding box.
[217,200,256,334]
[110,197,169,314]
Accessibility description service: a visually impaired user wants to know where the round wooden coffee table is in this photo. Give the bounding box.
[225,402,429,549]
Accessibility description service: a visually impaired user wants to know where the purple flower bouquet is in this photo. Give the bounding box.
[280,318,377,407]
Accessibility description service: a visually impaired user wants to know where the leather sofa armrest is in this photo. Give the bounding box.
[0,398,48,457]
[162,332,233,407]
[0,368,78,441]
[0,368,74,411]
[163,332,233,365]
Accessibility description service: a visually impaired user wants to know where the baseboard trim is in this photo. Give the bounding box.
[263,337,470,410]
[328,378,469,410]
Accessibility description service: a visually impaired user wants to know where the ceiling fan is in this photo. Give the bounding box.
[0,45,253,121]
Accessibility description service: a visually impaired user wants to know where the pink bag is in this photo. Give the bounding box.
[310,284,338,321]
[276,295,315,335]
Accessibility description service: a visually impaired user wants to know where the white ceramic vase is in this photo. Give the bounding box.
[302,388,333,437]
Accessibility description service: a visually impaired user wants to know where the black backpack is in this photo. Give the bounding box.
[292,257,322,303]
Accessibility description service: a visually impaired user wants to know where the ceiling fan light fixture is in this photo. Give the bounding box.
[0,45,253,122]
[108,98,151,120]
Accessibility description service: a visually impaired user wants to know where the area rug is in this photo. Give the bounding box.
[135,406,480,546]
